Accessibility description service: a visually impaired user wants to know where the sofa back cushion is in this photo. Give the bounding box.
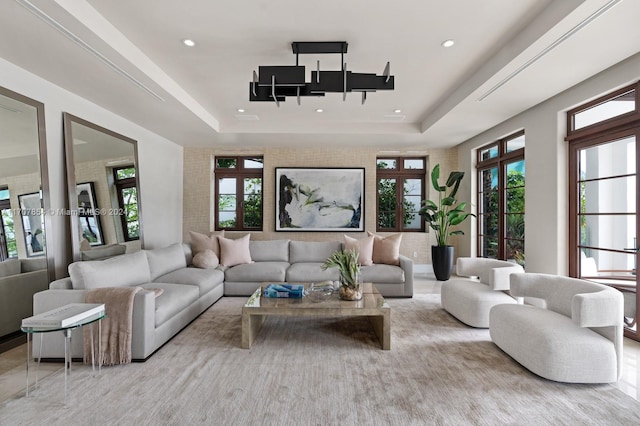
[20,257,47,273]
[0,259,21,278]
[250,240,290,262]
[289,241,342,263]
[145,243,187,281]
[81,244,127,261]
[68,250,151,289]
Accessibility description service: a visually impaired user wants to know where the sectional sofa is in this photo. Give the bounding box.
[33,238,413,361]
[0,257,48,339]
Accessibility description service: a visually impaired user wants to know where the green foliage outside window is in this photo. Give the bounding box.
[1,209,17,258]
[377,160,419,229]
[484,169,525,265]
[218,178,262,229]
[122,187,139,239]
[116,167,136,180]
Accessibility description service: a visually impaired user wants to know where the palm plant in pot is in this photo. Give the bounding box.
[419,164,475,280]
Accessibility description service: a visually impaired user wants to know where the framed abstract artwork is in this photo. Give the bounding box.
[275,167,364,231]
[18,191,46,257]
[76,182,104,246]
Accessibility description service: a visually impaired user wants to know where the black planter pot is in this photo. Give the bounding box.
[432,245,455,281]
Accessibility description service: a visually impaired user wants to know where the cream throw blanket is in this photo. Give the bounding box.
[84,286,142,366]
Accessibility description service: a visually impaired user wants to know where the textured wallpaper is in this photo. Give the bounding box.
[183,146,458,264]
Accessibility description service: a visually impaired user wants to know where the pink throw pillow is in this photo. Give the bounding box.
[367,231,402,266]
[218,234,253,267]
[189,230,225,258]
[344,234,374,266]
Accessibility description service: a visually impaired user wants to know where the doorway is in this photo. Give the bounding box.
[567,82,640,341]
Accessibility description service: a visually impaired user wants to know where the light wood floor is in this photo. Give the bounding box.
[1,273,639,404]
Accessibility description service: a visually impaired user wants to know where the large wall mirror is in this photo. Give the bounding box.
[0,86,53,342]
[63,113,143,261]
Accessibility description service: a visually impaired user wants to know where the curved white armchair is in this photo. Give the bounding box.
[490,273,624,383]
[440,257,524,328]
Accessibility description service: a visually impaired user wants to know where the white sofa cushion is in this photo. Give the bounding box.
[69,251,151,289]
[225,262,289,282]
[360,264,405,284]
[286,262,340,282]
[155,267,224,296]
[145,243,187,281]
[140,283,199,327]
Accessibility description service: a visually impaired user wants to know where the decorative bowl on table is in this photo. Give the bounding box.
[306,282,334,302]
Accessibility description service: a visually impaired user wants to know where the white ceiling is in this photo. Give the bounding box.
[1,0,639,149]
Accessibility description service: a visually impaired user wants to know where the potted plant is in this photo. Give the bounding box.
[419,164,475,280]
[321,249,363,300]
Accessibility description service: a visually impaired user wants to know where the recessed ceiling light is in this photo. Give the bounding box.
[237,108,245,113]
[316,108,323,113]
[182,39,196,47]
[394,109,402,113]
[441,39,455,48]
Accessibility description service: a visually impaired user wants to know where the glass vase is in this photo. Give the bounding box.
[339,269,363,301]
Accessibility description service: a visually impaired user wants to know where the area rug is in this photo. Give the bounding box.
[2,295,640,425]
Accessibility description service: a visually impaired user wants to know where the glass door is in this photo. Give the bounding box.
[573,132,639,338]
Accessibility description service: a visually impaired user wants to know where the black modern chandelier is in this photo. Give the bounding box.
[249,41,394,106]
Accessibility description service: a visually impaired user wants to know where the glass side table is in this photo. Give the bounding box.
[21,304,106,404]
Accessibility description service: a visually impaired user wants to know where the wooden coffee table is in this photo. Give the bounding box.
[241,282,390,350]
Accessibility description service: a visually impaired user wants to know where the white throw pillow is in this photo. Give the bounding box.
[192,249,219,269]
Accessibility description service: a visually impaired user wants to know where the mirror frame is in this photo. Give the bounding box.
[62,113,143,262]
[0,86,54,283]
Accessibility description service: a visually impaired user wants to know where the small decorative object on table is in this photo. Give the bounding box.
[263,283,304,298]
[321,249,363,301]
[306,281,334,302]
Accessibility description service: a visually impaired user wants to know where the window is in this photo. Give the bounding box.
[376,157,425,232]
[113,166,139,241]
[214,156,263,231]
[477,132,525,266]
[566,81,640,341]
[0,187,17,260]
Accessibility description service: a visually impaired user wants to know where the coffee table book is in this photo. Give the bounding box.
[22,303,105,328]
[263,283,304,298]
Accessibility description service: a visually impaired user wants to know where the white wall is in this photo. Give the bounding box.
[456,51,640,275]
[0,57,184,278]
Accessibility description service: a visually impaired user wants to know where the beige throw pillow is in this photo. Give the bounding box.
[192,249,220,269]
[367,231,402,265]
[218,234,253,267]
[189,230,225,258]
[344,234,374,266]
